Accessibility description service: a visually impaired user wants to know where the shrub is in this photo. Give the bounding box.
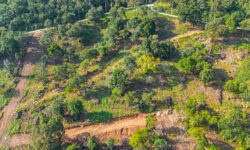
[129,129,157,149]
[87,136,97,150]
[66,144,81,150]
[146,115,157,129]
[47,42,64,58]
[188,128,208,150]
[8,119,21,136]
[199,68,214,83]
[65,74,83,92]
[136,55,160,74]
[154,138,168,150]
[66,99,83,121]
[123,56,136,72]
[224,80,239,93]
[182,97,198,117]
[106,138,114,150]
[124,91,139,106]
[109,69,129,91]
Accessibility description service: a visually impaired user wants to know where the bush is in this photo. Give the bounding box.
[109,69,129,91]
[47,42,64,58]
[129,129,157,149]
[66,144,81,150]
[123,56,136,72]
[224,80,239,93]
[8,119,21,135]
[124,91,139,106]
[142,36,175,59]
[66,99,83,121]
[199,68,214,83]
[106,138,114,150]
[146,115,157,129]
[182,97,198,117]
[50,100,65,117]
[65,74,83,92]
[87,136,97,150]
[154,138,168,150]
[136,55,160,74]
[188,128,208,150]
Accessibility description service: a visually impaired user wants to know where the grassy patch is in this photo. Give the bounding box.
[8,119,21,136]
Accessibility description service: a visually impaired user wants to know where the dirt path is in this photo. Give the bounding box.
[65,114,148,141]
[64,110,195,149]
[170,30,203,41]
[0,32,43,147]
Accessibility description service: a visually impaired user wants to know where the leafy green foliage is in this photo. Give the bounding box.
[31,116,64,150]
[188,128,208,150]
[109,69,129,91]
[86,6,105,24]
[66,99,83,121]
[224,58,250,101]
[106,138,114,150]
[182,97,198,117]
[47,42,64,58]
[146,115,157,129]
[136,55,160,74]
[8,119,21,136]
[129,129,158,149]
[123,55,136,72]
[87,136,97,150]
[65,74,83,92]
[66,144,81,150]
[139,18,156,37]
[142,35,175,59]
[199,68,214,84]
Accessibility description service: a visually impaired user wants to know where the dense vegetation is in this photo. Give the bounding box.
[0,0,154,31]
[0,0,249,150]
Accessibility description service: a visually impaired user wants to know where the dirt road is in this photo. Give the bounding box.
[0,32,43,147]
[171,30,204,41]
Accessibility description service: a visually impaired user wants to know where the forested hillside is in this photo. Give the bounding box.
[0,0,249,150]
[0,0,154,31]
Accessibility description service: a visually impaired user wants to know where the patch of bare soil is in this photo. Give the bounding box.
[0,33,43,147]
[64,110,195,149]
[171,30,204,41]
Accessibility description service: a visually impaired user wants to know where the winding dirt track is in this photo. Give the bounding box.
[0,32,43,147]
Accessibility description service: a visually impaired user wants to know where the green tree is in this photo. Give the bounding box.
[66,144,81,150]
[154,138,168,150]
[224,80,239,93]
[124,55,136,72]
[65,74,83,92]
[109,69,129,91]
[182,97,198,117]
[129,129,158,149]
[199,68,214,83]
[32,116,64,150]
[139,18,156,37]
[86,6,105,24]
[66,99,83,121]
[106,138,114,150]
[146,115,157,129]
[136,55,160,74]
[50,100,65,117]
[205,17,228,39]
[188,128,208,150]
[39,31,53,48]
[87,136,97,150]
[47,42,64,58]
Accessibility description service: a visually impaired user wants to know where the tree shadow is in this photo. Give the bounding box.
[209,68,231,89]
[155,17,177,40]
